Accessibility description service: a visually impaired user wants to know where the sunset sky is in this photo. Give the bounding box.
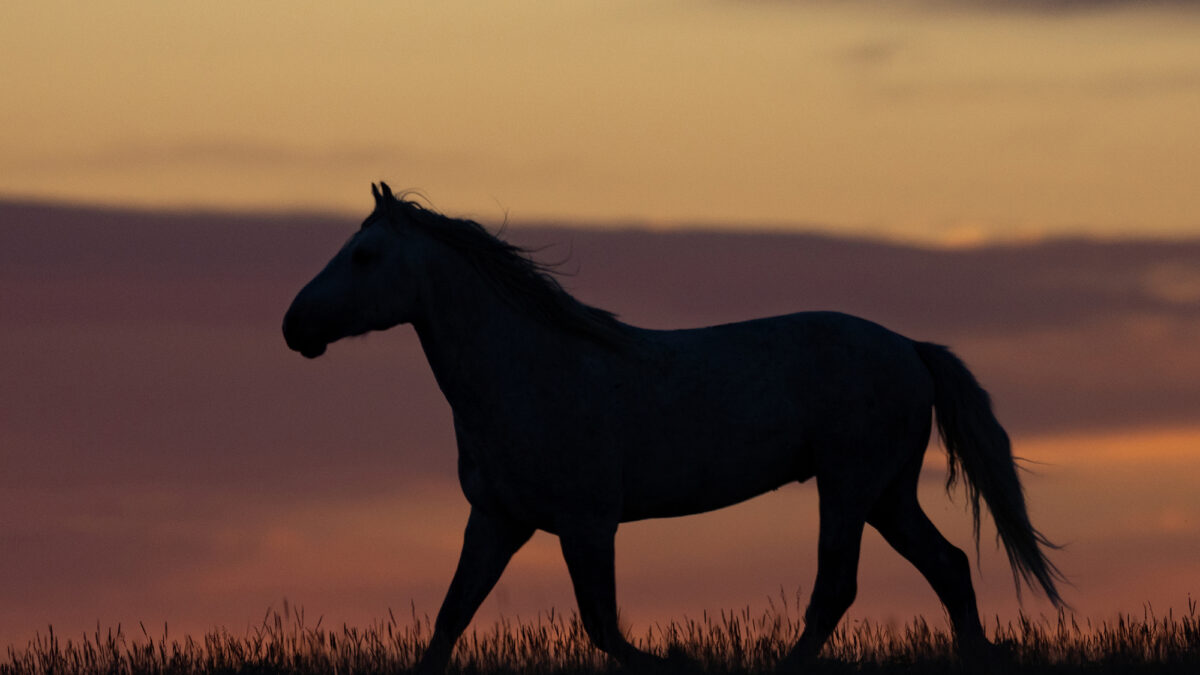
[4,1,1199,242]
[2,0,1199,654]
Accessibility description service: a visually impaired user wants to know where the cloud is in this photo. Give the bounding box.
[4,200,1198,516]
[836,38,905,67]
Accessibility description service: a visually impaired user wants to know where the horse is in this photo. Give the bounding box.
[282,183,1064,672]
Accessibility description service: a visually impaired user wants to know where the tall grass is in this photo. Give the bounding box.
[4,596,1197,674]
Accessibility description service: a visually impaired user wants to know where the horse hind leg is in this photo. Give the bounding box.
[867,475,990,658]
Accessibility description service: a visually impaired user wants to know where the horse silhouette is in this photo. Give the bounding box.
[282,183,1064,672]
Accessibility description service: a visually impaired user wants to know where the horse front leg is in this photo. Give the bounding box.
[416,507,533,674]
[559,522,665,670]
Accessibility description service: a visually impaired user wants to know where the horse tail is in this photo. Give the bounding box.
[914,341,1065,607]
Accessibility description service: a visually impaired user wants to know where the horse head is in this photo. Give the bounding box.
[282,183,429,358]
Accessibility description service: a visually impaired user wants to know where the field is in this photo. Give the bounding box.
[5,596,1198,675]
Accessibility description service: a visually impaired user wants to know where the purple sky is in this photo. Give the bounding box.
[2,200,1198,647]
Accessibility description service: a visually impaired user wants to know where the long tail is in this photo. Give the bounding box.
[914,341,1065,607]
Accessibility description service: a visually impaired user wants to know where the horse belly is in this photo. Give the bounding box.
[619,424,813,522]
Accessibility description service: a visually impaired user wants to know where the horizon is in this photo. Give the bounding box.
[6,194,1200,250]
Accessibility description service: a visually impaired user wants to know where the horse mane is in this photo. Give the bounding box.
[368,189,632,349]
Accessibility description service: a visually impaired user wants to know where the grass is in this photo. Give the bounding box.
[4,595,1198,675]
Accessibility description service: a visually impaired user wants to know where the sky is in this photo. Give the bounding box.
[2,1,1199,243]
[1,0,1199,655]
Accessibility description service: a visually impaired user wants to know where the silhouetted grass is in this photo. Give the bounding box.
[4,596,1197,674]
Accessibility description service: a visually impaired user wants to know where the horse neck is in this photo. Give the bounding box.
[410,252,563,420]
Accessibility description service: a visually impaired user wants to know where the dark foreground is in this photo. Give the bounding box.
[4,598,1198,675]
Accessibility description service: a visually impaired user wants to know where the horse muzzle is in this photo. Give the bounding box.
[282,314,328,359]
[297,342,327,359]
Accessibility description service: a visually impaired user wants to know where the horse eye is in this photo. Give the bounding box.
[351,246,376,266]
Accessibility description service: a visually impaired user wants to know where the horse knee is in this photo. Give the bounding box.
[806,578,857,628]
[832,579,858,614]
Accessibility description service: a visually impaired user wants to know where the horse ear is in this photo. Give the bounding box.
[379,181,393,200]
[371,183,384,209]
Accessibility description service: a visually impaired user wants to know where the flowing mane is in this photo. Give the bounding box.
[367,192,632,348]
